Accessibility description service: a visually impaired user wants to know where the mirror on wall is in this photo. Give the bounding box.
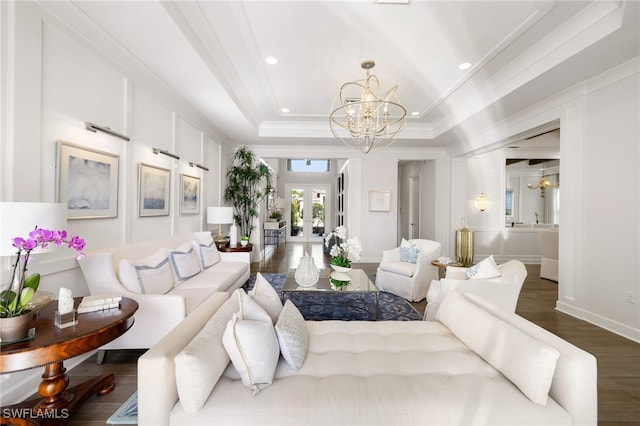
[505,159,559,227]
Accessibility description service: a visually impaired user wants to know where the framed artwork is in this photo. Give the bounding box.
[57,141,119,219]
[369,190,391,212]
[139,163,170,217]
[180,174,200,215]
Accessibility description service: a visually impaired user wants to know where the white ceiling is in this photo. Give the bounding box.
[49,0,639,152]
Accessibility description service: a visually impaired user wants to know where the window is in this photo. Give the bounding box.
[505,189,514,217]
[287,159,330,172]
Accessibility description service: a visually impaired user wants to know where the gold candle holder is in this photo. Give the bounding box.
[456,218,474,267]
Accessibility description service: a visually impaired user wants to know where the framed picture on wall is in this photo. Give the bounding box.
[57,141,119,219]
[180,174,200,215]
[139,163,170,217]
[369,190,391,212]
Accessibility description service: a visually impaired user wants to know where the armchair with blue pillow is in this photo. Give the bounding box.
[375,239,441,302]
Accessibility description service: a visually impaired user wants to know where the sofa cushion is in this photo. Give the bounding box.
[467,255,500,279]
[191,239,221,269]
[174,291,239,413]
[168,242,202,285]
[436,292,560,405]
[118,249,173,294]
[222,290,279,394]
[378,261,415,278]
[248,272,283,323]
[275,300,308,370]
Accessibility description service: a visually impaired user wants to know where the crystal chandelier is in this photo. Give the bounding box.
[329,60,406,154]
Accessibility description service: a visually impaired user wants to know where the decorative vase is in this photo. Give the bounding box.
[455,217,474,267]
[0,311,33,343]
[229,220,238,247]
[240,240,248,247]
[330,264,351,273]
[295,251,319,287]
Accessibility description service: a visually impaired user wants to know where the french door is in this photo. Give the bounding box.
[286,184,330,243]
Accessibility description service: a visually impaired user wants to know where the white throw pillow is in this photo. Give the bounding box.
[248,273,283,323]
[237,289,272,323]
[191,239,221,269]
[168,242,202,284]
[222,313,280,395]
[118,249,173,294]
[437,293,559,405]
[466,255,501,279]
[275,300,308,370]
[174,292,239,413]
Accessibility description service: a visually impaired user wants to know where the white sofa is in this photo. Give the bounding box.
[138,288,597,426]
[376,239,441,302]
[424,259,527,321]
[539,228,559,281]
[78,233,250,351]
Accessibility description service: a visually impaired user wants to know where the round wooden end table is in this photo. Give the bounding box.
[430,260,464,279]
[0,297,138,425]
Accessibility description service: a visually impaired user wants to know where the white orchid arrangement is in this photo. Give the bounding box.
[324,226,362,268]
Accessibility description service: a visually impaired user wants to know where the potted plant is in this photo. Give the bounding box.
[224,146,272,239]
[269,211,282,222]
[0,228,85,342]
[324,226,362,272]
[240,235,250,247]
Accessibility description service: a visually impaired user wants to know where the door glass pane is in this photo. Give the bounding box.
[290,188,304,237]
[311,188,326,238]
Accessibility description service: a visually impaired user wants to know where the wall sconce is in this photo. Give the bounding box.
[152,148,180,160]
[474,193,491,212]
[85,122,130,141]
[189,162,209,171]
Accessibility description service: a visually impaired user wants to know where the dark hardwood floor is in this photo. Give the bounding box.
[57,242,638,425]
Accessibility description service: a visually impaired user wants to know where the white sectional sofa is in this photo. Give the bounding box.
[138,285,597,426]
[78,232,249,351]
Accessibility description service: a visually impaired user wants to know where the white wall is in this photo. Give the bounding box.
[449,59,639,342]
[0,2,232,402]
[556,64,639,341]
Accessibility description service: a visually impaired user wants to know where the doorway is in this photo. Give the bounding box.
[285,184,330,243]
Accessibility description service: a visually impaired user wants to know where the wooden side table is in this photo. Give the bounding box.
[431,260,463,279]
[218,243,253,252]
[0,297,138,425]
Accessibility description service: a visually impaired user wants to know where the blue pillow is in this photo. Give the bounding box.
[400,245,420,263]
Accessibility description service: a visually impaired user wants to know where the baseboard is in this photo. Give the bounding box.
[556,301,640,343]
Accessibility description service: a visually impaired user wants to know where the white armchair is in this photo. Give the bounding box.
[375,239,441,302]
[424,259,527,320]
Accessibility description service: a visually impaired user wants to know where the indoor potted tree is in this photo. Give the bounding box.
[224,146,272,240]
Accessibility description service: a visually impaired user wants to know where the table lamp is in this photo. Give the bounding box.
[207,207,233,249]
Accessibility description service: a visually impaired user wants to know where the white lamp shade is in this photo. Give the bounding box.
[0,202,67,256]
[207,206,233,225]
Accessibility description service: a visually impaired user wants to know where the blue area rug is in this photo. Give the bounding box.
[106,390,137,424]
[244,273,422,321]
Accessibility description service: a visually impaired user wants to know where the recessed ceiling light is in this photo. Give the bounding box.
[411,111,420,116]
[458,62,472,70]
[265,56,278,65]
[281,108,290,113]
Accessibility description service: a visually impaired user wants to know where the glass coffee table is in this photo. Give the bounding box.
[280,268,380,320]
